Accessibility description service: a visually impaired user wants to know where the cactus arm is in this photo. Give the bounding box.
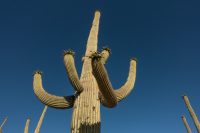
[34,106,48,133]
[91,53,118,108]
[0,117,8,129]
[33,71,75,109]
[182,95,200,132]
[91,53,137,107]
[63,50,84,92]
[181,116,192,133]
[114,58,137,102]
[101,47,111,64]
[24,118,30,133]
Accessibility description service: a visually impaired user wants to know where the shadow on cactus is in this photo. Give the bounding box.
[33,11,137,133]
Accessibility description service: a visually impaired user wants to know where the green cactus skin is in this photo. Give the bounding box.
[181,116,192,133]
[33,11,137,133]
[183,95,200,133]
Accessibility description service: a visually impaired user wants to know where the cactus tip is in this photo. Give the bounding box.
[95,10,101,15]
[33,70,43,75]
[131,57,138,62]
[102,47,111,54]
[182,95,187,99]
[63,49,75,56]
[89,52,102,61]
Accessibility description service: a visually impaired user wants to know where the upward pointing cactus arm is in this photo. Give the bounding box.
[63,50,84,93]
[91,53,137,108]
[100,47,111,64]
[33,71,75,109]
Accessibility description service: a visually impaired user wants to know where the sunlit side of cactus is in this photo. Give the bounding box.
[33,11,137,133]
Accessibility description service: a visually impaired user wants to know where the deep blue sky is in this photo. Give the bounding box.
[0,0,200,132]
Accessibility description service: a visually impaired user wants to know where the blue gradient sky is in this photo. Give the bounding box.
[0,0,200,132]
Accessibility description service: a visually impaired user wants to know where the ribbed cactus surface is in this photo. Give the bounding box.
[33,11,137,133]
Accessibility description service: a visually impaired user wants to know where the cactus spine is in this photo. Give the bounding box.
[182,116,192,133]
[183,95,200,132]
[24,118,30,133]
[0,117,8,133]
[33,11,137,133]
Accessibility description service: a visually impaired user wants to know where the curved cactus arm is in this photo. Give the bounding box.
[91,53,118,108]
[34,106,48,133]
[91,53,137,107]
[24,118,30,133]
[100,47,111,64]
[33,71,75,109]
[63,50,84,92]
[114,58,137,102]
[181,116,192,133]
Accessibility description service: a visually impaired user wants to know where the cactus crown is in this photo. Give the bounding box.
[33,70,43,75]
[63,50,75,57]
[131,57,138,62]
[89,52,102,61]
[102,47,111,54]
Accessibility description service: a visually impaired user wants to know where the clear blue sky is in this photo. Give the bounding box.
[0,0,200,132]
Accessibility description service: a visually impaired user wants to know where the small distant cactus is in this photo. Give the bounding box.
[181,115,192,133]
[24,106,48,133]
[34,106,48,133]
[24,118,30,133]
[33,11,137,133]
[0,117,8,133]
[182,95,200,133]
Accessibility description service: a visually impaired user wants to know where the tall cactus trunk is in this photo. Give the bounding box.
[34,106,48,133]
[71,11,101,133]
[183,95,200,133]
[71,61,100,133]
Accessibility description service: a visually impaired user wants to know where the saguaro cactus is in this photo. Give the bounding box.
[182,95,200,132]
[24,106,48,133]
[33,11,137,133]
[181,116,192,133]
[34,106,48,133]
[24,118,30,133]
[0,117,8,133]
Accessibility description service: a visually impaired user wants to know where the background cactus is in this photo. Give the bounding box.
[24,118,30,133]
[34,106,48,133]
[182,95,200,133]
[33,11,137,133]
[181,116,192,133]
[0,117,8,133]
[24,106,48,133]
